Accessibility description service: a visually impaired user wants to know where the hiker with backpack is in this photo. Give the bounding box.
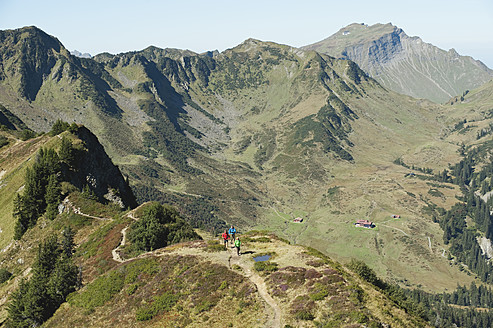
[222,230,230,249]
[228,225,237,246]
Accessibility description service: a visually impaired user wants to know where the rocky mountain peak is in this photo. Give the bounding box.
[303,22,493,103]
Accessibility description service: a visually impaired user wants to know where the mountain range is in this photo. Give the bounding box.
[0,25,468,283]
[1,24,493,326]
[303,23,493,103]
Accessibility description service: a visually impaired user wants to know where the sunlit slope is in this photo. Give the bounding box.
[303,23,493,103]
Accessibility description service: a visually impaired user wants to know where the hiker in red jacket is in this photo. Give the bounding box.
[222,230,230,249]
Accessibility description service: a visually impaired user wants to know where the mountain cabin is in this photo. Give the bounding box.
[354,219,374,228]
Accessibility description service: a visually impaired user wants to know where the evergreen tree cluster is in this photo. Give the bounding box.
[435,142,493,283]
[350,259,493,328]
[13,148,62,239]
[13,131,78,239]
[393,157,433,174]
[7,229,80,327]
[403,282,493,328]
[127,202,201,252]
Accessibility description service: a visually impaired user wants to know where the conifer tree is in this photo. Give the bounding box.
[45,174,61,220]
[58,136,75,165]
[7,234,80,327]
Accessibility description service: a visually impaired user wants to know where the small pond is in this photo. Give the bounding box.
[253,254,271,262]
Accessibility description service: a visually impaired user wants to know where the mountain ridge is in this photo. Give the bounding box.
[0,25,482,294]
[302,22,493,103]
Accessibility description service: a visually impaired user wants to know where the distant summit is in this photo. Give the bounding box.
[70,49,91,58]
[303,23,493,103]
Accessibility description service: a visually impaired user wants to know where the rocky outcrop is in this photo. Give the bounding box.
[478,236,493,259]
[303,23,493,103]
[67,126,137,209]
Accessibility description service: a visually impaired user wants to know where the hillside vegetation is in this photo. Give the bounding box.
[0,25,492,299]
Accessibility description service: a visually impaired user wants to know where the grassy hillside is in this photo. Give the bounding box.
[0,26,487,294]
[43,231,430,328]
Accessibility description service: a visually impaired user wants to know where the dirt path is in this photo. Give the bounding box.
[112,227,128,263]
[379,223,409,236]
[228,247,282,328]
[62,198,109,221]
[109,227,283,327]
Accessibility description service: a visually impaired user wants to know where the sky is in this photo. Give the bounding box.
[1,0,492,67]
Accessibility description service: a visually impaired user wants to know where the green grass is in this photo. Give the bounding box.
[68,270,125,311]
[136,292,179,321]
[254,260,278,273]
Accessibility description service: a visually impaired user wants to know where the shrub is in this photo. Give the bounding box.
[218,281,228,290]
[49,119,70,136]
[296,311,315,320]
[206,240,224,252]
[0,268,12,283]
[124,258,159,284]
[0,135,9,148]
[253,236,271,243]
[136,306,157,321]
[69,270,125,311]
[126,283,138,295]
[254,261,278,273]
[291,295,315,321]
[310,282,329,301]
[20,129,35,140]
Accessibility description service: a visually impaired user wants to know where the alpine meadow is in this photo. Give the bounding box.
[0,22,493,327]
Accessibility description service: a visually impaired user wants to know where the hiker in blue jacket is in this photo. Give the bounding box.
[228,225,237,246]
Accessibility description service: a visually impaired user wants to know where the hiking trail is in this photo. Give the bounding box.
[228,246,282,328]
[109,226,283,327]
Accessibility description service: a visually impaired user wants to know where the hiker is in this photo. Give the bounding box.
[222,230,230,248]
[235,238,241,256]
[228,225,237,244]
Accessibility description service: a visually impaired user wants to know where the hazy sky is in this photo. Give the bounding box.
[1,0,492,67]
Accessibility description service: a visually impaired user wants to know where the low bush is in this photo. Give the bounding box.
[69,270,125,311]
[136,292,179,321]
[310,282,329,301]
[206,240,224,252]
[254,261,278,273]
[0,268,12,284]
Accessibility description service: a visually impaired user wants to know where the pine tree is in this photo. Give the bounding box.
[61,226,75,258]
[7,234,80,327]
[12,193,28,240]
[47,253,79,306]
[58,136,75,165]
[45,174,61,220]
[49,119,69,136]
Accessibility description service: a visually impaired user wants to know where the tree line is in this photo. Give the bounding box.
[13,130,77,239]
[6,229,80,327]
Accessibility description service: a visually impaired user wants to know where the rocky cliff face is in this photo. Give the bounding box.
[303,23,493,103]
[68,126,137,209]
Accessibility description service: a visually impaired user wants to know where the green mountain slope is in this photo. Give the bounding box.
[302,23,493,103]
[44,231,433,328]
[0,26,479,293]
[0,124,136,249]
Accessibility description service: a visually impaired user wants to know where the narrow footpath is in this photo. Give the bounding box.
[110,225,283,327]
[228,245,282,328]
